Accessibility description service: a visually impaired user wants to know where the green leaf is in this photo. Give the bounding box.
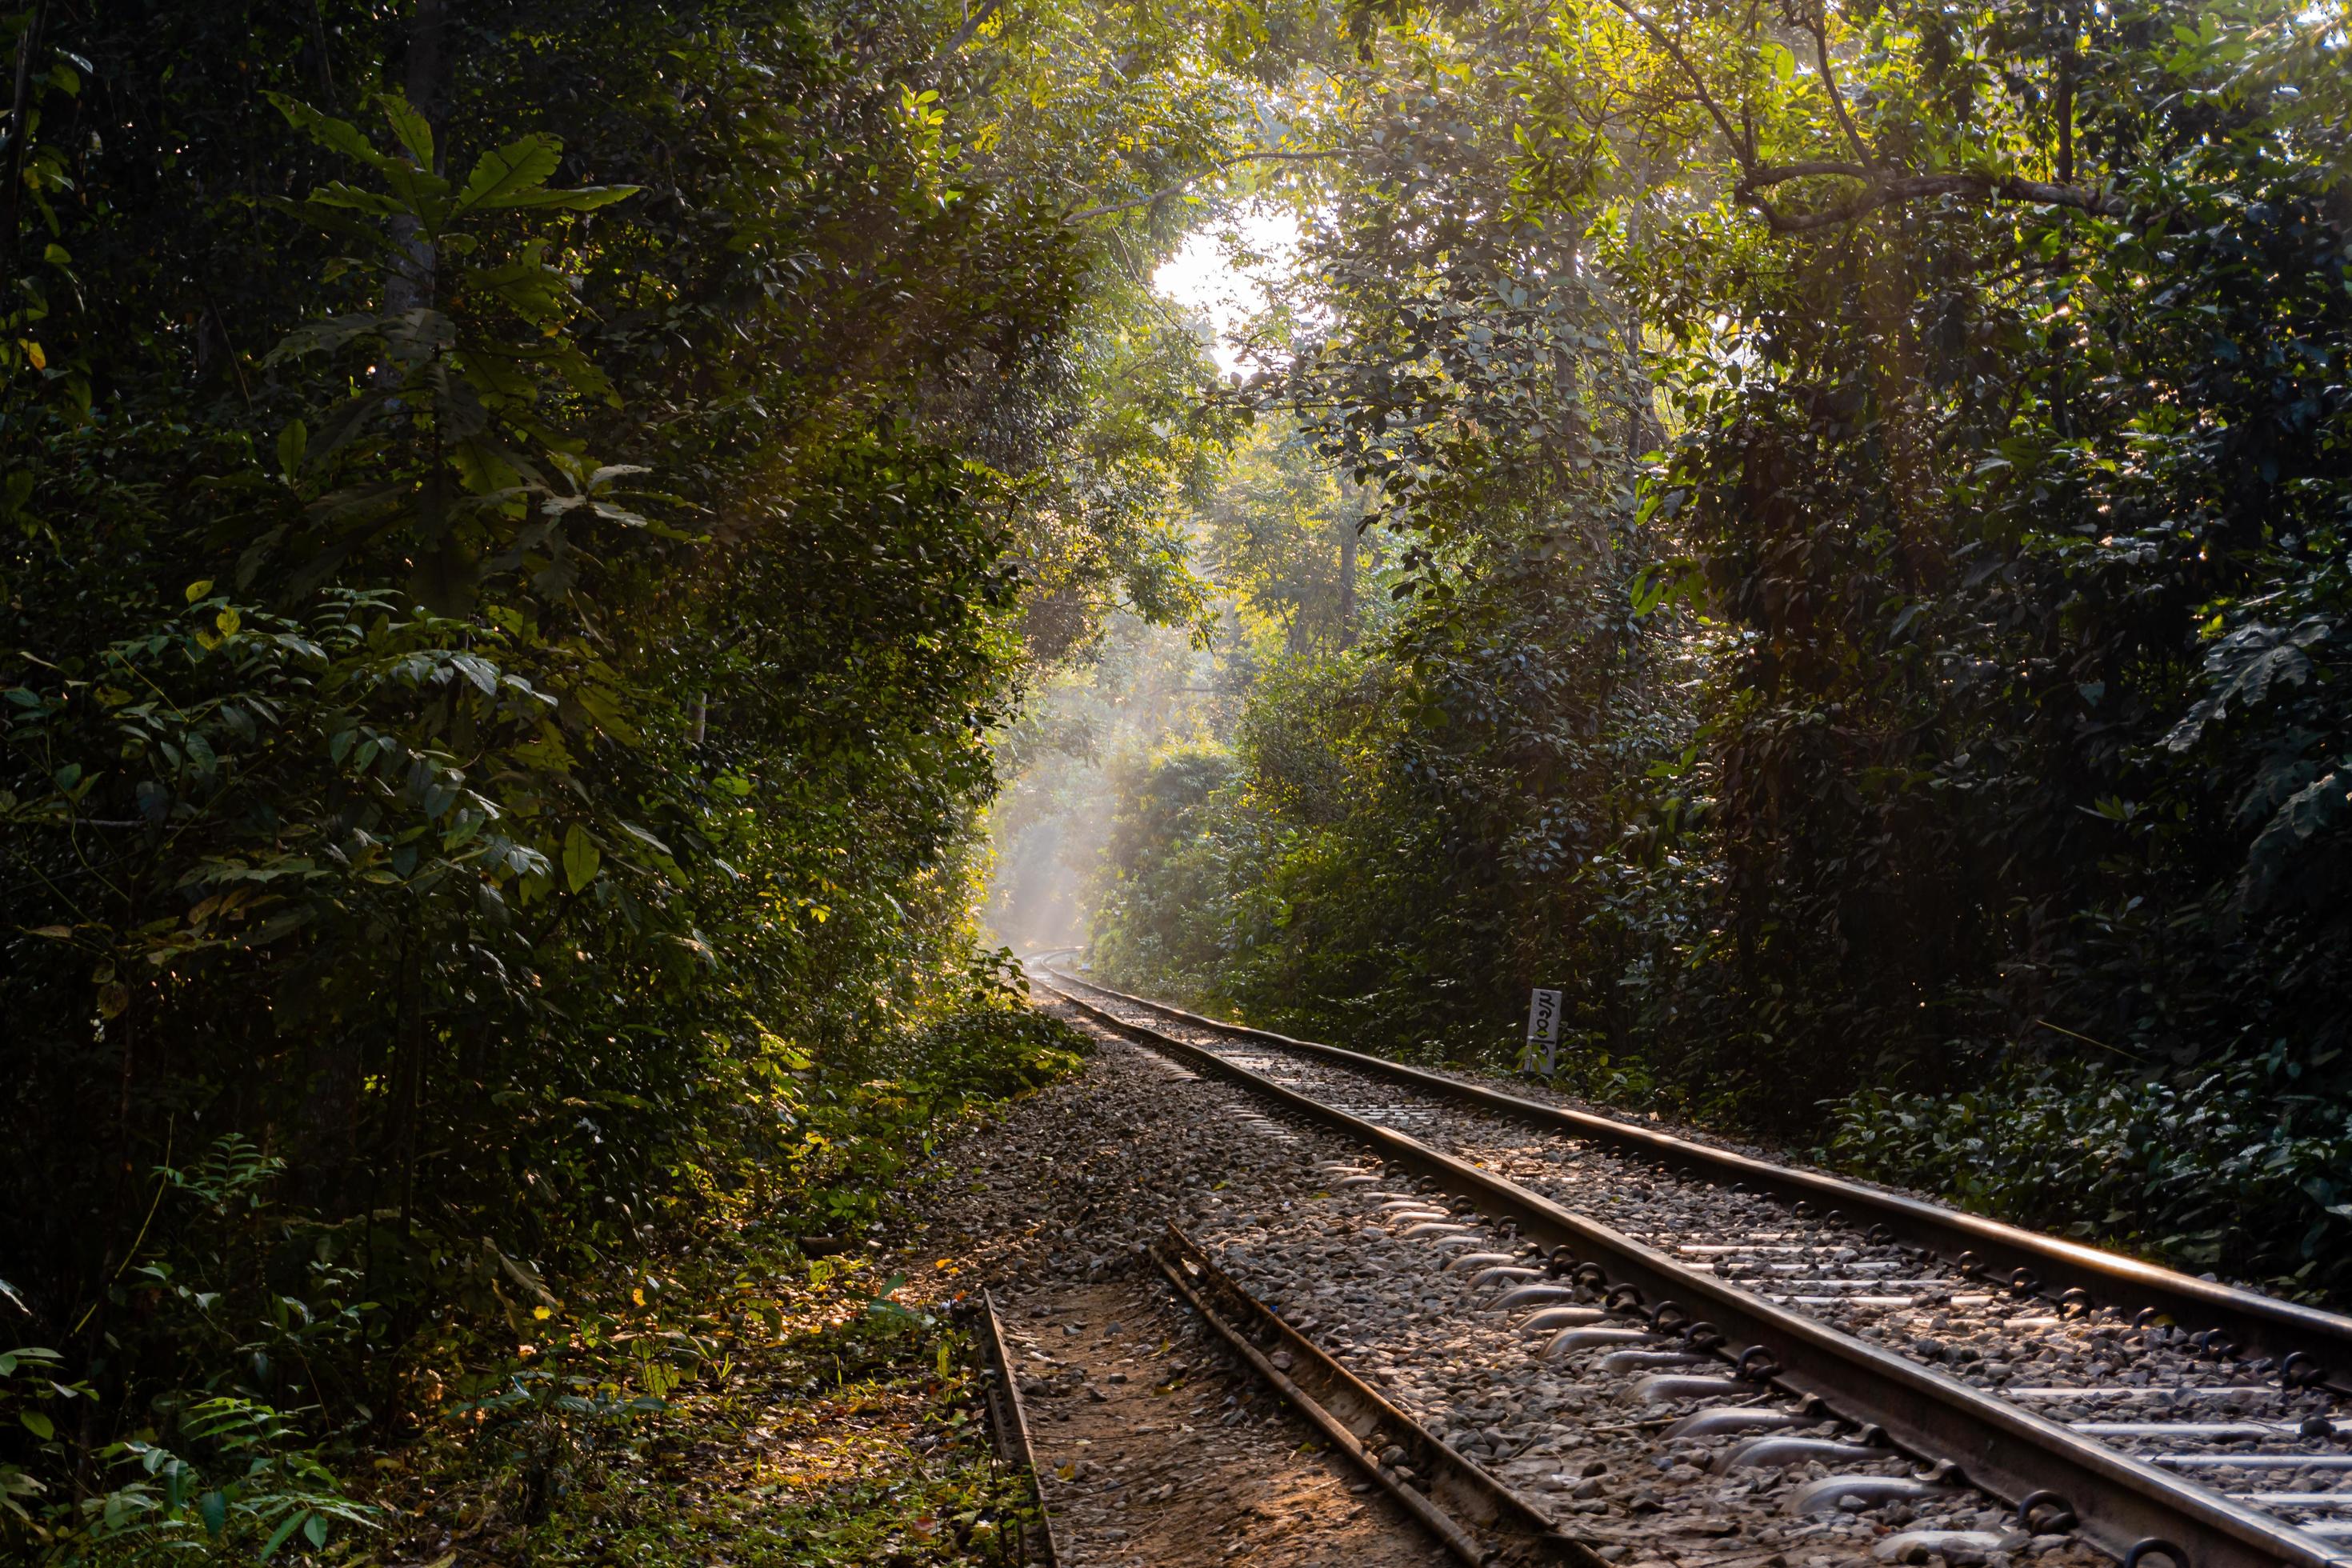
[264,94,390,172]
[453,137,563,214]
[277,420,307,481]
[19,1410,53,1440]
[530,184,641,213]
[376,159,454,218]
[262,312,396,368]
[374,91,434,167]
[199,1490,227,1538]
[562,824,602,893]
[617,819,672,857]
[259,1510,306,1561]
[185,578,214,603]
[303,181,410,218]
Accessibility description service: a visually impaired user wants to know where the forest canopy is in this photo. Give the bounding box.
[0,0,1285,1554]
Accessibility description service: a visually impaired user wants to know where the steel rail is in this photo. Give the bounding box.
[1042,976,2352,1568]
[969,1287,1064,1566]
[1151,1222,1598,1567]
[1045,970,2352,1390]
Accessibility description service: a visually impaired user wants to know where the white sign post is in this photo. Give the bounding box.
[1522,986,1562,1077]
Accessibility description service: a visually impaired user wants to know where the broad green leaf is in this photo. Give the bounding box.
[617,820,672,857]
[525,184,641,212]
[562,825,602,893]
[262,312,393,368]
[259,1510,306,1561]
[264,94,390,172]
[453,137,562,213]
[19,1410,53,1440]
[375,91,434,167]
[304,181,410,218]
[466,256,574,323]
[277,421,307,480]
[377,159,454,218]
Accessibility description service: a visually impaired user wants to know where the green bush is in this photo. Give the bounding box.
[1824,1059,2352,1301]
[775,998,1094,1242]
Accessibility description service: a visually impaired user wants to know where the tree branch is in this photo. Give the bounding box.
[1800,6,1874,170]
[1594,0,1749,158]
[928,0,1004,75]
[1750,170,2122,232]
[1601,0,2119,234]
[1737,158,1873,190]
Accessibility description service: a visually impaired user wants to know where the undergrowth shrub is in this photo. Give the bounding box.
[781,1000,1093,1240]
[0,1000,1089,1561]
[1824,1061,2352,1302]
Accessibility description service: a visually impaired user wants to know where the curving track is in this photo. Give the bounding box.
[1034,966,2352,1568]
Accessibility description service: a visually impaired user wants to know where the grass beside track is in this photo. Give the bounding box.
[331,1033,1087,1568]
[353,1249,1040,1568]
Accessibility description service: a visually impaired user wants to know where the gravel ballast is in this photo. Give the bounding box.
[893,1000,2150,1568]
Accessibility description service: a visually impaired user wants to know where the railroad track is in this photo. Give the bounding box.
[972,1286,1068,1565]
[972,1226,1474,1566]
[1032,966,2352,1568]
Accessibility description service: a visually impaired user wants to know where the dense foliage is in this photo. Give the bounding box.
[7,0,2352,1550]
[1082,0,2352,1297]
[0,0,1294,1554]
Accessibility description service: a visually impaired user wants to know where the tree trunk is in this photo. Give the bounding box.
[1335,518,1358,650]
[379,0,446,353]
